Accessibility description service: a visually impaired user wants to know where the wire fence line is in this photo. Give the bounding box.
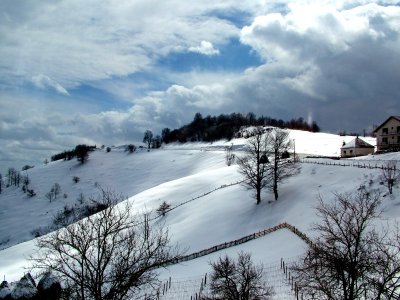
[143,179,245,224]
[300,158,398,171]
[155,258,300,300]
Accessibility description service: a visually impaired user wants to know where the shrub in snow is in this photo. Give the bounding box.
[126,144,136,153]
[21,165,33,171]
[156,201,171,217]
[26,189,36,197]
[72,176,80,183]
[106,147,111,153]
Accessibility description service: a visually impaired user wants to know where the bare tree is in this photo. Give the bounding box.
[381,160,399,195]
[7,167,19,187]
[294,188,400,300]
[370,227,400,299]
[52,183,61,199]
[265,128,298,201]
[143,130,153,150]
[204,252,273,300]
[45,191,54,203]
[31,190,183,300]
[237,127,270,204]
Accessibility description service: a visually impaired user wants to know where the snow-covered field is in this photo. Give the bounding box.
[0,129,398,299]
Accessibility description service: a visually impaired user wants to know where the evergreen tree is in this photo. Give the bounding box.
[75,144,90,164]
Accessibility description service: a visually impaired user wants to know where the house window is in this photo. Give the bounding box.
[383,137,388,144]
[344,150,346,155]
[350,150,353,154]
[397,126,400,133]
[383,128,388,134]
[398,136,400,143]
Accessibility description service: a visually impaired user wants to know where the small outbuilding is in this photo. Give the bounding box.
[341,137,375,158]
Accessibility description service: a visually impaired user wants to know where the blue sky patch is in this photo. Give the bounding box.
[158,39,263,73]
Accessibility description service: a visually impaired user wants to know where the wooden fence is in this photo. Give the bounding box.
[166,222,313,266]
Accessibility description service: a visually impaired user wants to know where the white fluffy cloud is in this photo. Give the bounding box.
[1,0,400,172]
[188,41,220,56]
[0,0,241,90]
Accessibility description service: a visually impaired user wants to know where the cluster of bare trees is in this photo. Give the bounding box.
[31,190,183,300]
[294,188,400,299]
[45,183,61,202]
[237,127,299,204]
[143,130,161,150]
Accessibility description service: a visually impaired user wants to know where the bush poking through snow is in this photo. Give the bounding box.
[126,144,136,153]
[156,201,171,217]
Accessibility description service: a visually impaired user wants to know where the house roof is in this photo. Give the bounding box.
[373,116,400,133]
[341,137,374,149]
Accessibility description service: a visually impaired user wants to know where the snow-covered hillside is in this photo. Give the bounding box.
[0,129,397,298]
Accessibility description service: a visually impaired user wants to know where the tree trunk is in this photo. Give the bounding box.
[273,183,278,201]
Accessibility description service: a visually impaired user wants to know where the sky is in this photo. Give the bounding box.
[1,0,400,172]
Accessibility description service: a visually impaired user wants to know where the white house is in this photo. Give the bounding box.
[341,137,375,158]
[373,116,400,152]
